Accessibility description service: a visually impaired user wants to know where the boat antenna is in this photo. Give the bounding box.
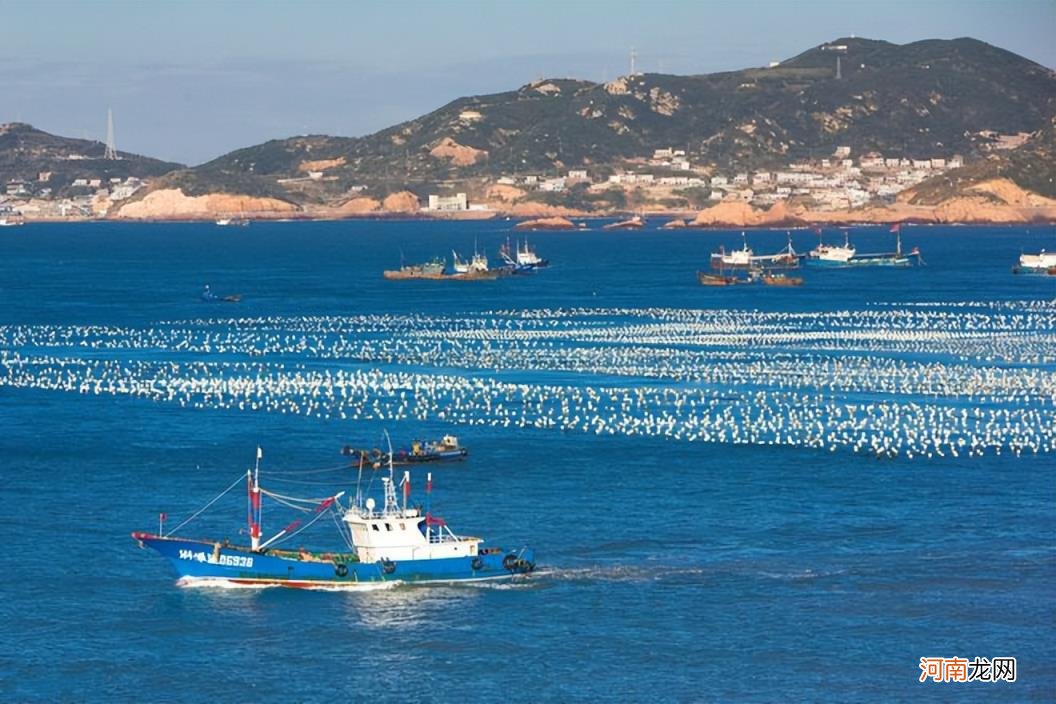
[383,428,394,483]
[426,471,433,516]
[355,453,364,509]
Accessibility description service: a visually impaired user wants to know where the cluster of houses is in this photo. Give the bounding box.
[1,173,145,218]
[484,144,964,211]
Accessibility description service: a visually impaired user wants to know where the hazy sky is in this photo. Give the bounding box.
[1,0,1052,165]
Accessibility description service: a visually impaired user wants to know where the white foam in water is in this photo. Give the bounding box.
[177,577,403,592]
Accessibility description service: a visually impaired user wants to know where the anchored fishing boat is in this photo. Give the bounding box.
[711,233,799,270]
[383,256,447,280]
[762,272,804,287]
[452,240,492,275]
[710,235,754,269]
[132,446,535,588]
[807,228,856,266]
[1012,249,1056,275]
[343,435,468,467]
[697,271,741,286]
[843,224,921,267]
[499,237,549,271]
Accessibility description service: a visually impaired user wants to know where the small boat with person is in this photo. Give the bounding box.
[200,285,242,303]
[132,445,535,588]
[216,214,249,227]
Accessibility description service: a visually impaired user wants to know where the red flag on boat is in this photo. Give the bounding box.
[315,497,335,513]
[160,512,166,522]
[889,222,901,233]
[425,513,446,526]
[283,519,302,533]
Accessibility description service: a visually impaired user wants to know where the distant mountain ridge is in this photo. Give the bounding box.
[0,123,182,194]
[165,36,1055,205]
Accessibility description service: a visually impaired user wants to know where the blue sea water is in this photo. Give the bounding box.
[0,220,1053,702]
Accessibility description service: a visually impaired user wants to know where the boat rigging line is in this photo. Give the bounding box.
[162,471,246,538]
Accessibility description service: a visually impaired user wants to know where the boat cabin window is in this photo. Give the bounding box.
[384,523,392,531]
[399,522,406,530]
[371,523,379,532]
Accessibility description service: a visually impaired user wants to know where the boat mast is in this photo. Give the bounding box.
[401,470,410,513]
[248,447,262,551]
[426,472,433,543]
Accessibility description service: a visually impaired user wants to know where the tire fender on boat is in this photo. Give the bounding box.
[381,559,396,575]
[334,563,348,577]
[502,553,519,571]
[471,557,484,571]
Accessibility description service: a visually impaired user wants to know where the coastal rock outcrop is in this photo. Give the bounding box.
[514,216,576,231]
[691,200,799,228]
[115,189,298,220]
[382,191,421,213]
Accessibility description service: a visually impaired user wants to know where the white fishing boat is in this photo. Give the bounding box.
[1012,249,1056,275]
[500,237,549,271]
[808,229,856,266]
[453,241,490,274]
[0,216,25,227]
[515,239,549,268]
[711,234,754,269]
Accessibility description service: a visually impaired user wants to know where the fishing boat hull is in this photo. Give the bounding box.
[132,533,535,587]
[805,257,854,267]
[1012,265,1056,275]
[844,255,912,267]
[762,275,803,286]
[697,271,740,286]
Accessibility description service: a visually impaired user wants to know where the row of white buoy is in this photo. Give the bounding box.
[1,351,1053,459]
[1,318,1053,401]
[4,305,1054,365]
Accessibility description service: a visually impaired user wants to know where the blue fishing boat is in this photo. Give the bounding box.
[842,224,922,267]
[132,447,535,588]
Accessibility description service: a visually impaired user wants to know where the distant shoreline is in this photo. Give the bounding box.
[11,209,1056,228]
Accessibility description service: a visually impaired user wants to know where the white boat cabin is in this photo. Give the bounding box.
[342,474,480,562]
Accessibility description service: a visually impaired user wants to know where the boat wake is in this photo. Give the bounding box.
[176,577,403,592]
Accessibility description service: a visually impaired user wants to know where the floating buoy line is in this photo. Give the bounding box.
[1,301,1053,459]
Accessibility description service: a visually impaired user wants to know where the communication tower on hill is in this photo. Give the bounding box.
[104,107,119,160]
[630,46,640,76]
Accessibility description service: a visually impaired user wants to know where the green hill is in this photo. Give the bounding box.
[182,37,1055,204]
[0,123,182,195]
[906,118,1056,203]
